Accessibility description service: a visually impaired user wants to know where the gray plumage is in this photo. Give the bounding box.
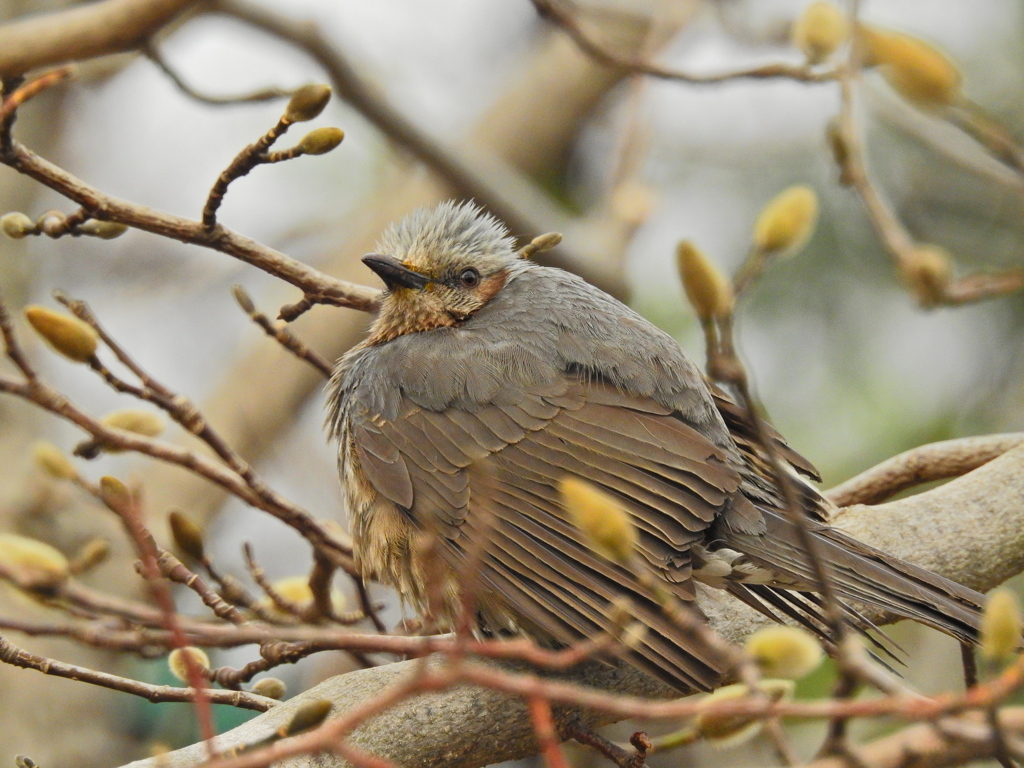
[327,201,985,691]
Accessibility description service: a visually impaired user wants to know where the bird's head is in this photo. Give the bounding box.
[362,201,519,343]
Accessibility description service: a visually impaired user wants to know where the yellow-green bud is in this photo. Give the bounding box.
[282,699,332,736]
[901,245,951,307]
[232,285,256,314]
[285,84,332,123]
[559,477,636,565]
[252,677,288,700]
[78,220,128,240]
[792,2,848,65]
[23,305,99,363]
[981,588,1022,664]
[676,241,734,322]
[744,625,824,679]
[753,185,819,255]
[0,533,70,594]
[98,476,133,514]
[168,511,205,562]
[694,679,794,746]
[70,538,111,574]
[32,441,77,481]
[860,26,961,108]
[296,127,345,156]
[260,575,346,616]
[1,212,35,239]
[168,646,211,683]
[101,409,166,438]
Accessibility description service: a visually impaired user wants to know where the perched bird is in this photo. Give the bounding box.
[327,201,984,691]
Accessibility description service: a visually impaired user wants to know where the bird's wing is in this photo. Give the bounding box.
[350,377,761,690]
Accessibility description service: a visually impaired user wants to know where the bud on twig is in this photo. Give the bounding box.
[281,699,332,737]
[694,679,794,746]
[559,477,636,565]
[860,26,962,108]
[102,409,166,439]
[260,575,346,616]
[744,625,824,679]
[792,2,848,65]
[168,646,211,683]
[252,677,288,700]
[518,232,563,260]
[69,538,111,575]
[285,84,332,123]
[981,588,1022,664]
[1,212,35,239]
[676,241,734,322]
[31,441,77,480]
[78,220,128,240]
[23,305,98,363]
[98,476,133,514]
[901,244,952,307]
[753,185,819,255]
[0,533,70,594]
[168,511,206,562]
[296,127,345,156]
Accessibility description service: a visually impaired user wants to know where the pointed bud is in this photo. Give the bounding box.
[24,305,98,363]
[1,212,35,239]
[296,127,344,156]
[285,84,332,123]
[981,588,1022,664]
[260,575,346,616]
[676,241,734,322]
[78,220,128,240]
[744,625,824,679]
[694,679,794,746]
[559,477,636,565]
[168,511,205,562]
[168,646,211,683]
[252,677,288,700]
[32,441,77,480]
[518,232,563,259]
[0,533,70,594]
[98,476,133,514]
[69,538,111,574]
[101,409,166,438]
[860,26,961,108]
[282,699,332,736]
[901,244,951,307]
[753,185,819,255]
[232,285,256,314]
[792,2,848,65]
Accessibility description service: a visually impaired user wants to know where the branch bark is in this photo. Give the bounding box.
[116,444,1024,768]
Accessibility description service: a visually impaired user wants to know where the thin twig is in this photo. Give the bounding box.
[144,43,292,106]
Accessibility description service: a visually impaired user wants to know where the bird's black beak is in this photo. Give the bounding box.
[362,254,431,290]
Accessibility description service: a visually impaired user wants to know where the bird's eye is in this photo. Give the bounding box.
[459,268,480,288]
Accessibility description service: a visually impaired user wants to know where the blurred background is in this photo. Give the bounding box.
[0,0,1022,765]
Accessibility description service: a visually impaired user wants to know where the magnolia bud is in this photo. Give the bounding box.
[1,212,35,239]
[285,84,332,123]
[981,588,1022,664]
[0,533,70,594]
[168,511,205,562]
[98,476,133,514]
[296,127,345,156]
[860,26,961,108]
[792,2,848,65]
[70,538,111,574]
[282,699,332,736]
[23,305,99,363]
[753,185,819,255]
[559,477,636,565]
[101,409,166,438]
[252,677,288,700]
[232,285,256,314]
[676,241,734,322]
[32,441,77,480]
[694,679,794,746]
[168,646,211,683]
[260,575,346,616]
[78,220,128,240]
[901,245,951,306]
[744,625,824,679]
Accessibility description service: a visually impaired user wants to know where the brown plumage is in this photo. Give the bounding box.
[327,201,986,691]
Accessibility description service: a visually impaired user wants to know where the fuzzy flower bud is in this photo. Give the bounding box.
[296,127,345,156]
[70,538,111,574]
[744,625,824,679]
[24,305,98,363]
[0,533,70,594]
[98,476,133,514]
[32,441,77,480]
[559,477,636,565]
[168,511,206,562]
[676,241,734,322]
[252,677,288,700]
[753,185,819,255]
[860,26,961,108]
[901,245,952,307]
[694,679,794,747]
[260,575,346,617]
[981,588,1022,664]
[1,212,35,239]
[285,84,332,123]
[792,2,848,65]
[101,409,166,438]
[78,220,128,240]
[282,699,332,736]
[168,646,210,683]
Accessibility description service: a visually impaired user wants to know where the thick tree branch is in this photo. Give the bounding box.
[115,444,1024,768]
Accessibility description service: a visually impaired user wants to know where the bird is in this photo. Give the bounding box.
[326,200,985,691]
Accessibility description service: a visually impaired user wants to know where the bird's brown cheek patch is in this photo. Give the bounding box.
[477,271,509,304]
